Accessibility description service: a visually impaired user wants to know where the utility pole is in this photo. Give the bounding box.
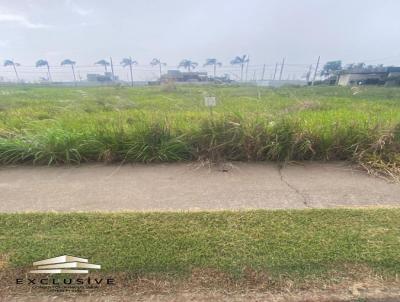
[261,64,266,81]
[129,56,134,87]
[47,64,52,82]
[245,55,250,82]
[71,64,77,86]
[306,64,312,83]
[110,56,115,81]
[279,57,285,81]
[312,56,320,86]
[272,63,278,80]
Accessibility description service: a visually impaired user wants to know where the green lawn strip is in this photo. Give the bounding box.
[0,209,399,281]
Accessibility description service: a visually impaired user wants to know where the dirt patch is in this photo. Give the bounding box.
[1,267,400,301]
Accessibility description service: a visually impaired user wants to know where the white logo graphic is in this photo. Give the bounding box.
[30,255,101,274]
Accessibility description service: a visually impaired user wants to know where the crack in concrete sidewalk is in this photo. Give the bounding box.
[278,166,311,208]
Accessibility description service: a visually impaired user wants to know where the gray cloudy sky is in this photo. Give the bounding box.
[0,0,400,81]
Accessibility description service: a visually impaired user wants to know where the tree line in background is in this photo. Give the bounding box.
[2,55,250,86]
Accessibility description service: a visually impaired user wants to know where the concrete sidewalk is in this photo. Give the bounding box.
[0,162,399,212]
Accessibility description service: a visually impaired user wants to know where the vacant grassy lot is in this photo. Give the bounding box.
[0,84,399,175]
[0,209,399,284]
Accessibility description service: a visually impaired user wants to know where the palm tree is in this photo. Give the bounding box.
[36,59,52,82]
[204,58,222,78]
[150,58,167,79]
[95,59,110,73]
[61,59,77,85]
[4,59,20,82]
[121,57,138,87]
[230,55,249,81]
[178,59,198,72]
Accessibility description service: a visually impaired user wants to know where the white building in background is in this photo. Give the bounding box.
[338,67,400,86]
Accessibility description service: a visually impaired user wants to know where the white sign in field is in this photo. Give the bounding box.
[204,96,217,107]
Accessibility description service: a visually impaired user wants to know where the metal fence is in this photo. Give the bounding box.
[0,61,317,85]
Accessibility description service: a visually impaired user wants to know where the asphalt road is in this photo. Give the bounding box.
[0,162,399,212]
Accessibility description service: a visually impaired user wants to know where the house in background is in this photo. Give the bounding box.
[160,70,208,83]
[386,68,400,86]
[87,72,119,83]
[338,67,400,86]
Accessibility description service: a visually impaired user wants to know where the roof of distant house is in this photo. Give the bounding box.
[341,66,400,75]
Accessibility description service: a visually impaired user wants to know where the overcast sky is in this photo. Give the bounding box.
[0,0,400,81]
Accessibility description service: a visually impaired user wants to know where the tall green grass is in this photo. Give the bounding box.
[0,85,399,176]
